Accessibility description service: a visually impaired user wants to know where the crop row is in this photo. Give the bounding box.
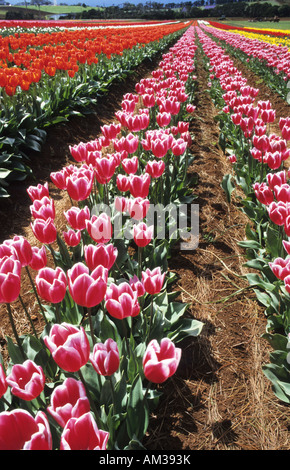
[0,24,203,450]
[0,20,189,198]
[201,22,290,103]
[196,23,290,404]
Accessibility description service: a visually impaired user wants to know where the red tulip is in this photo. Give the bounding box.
[27,182,49,202]
[6,360,45,401]
[35,266,67,304]
[116,174,130,192]
[269,257,290,280]
[100,123,121,140]
[60,412,109,450]
[128,197,150,221]
[133,222,153,247]
[253,182,274,205]
[84,243,118,271]
[69,142,88,163]
[145,160,165,178]
[142,267,165,295]
[50,169,68,190]
[47,377,90,428]
[29,246,47,271]
[267,201,289,226]
[0,409,52,450]
[143,337,181,384]
[3,235,32,267]
[90,338,120,376]
[66,172,93,202]
[64,206,90,231]
[86,213,112,244]
[129,173,151,198]
[0,257,21,303]
[122,156,138,175]
[30,196,55,221]
[95,155,117,184]
[63,229,81,247]
[105,282,140,320]
[31,218,57,245]
[67,262,108,308]
[44,322,91,372]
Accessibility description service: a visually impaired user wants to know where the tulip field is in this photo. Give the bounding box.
[1,17,290,450]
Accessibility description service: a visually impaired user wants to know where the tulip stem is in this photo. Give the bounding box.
[6,303,26,360]
[78,369,103,429]
[19,294,38,338]
[87,307,96,346]
[108,375,116,415]
[25,266,48,325]
[138,246,142,278]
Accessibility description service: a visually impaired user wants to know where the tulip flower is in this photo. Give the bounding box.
[129,274,145,297]
[0,257,21,304]
[95,155,117,184]
[145,160,165,178]
[31,218,57,245]
[128,197,150,221]
[114,196,130,213]
[6,360,45,401]
[3,235,32,267]
[133,222,153,248]
[267,201,289,226]
[142,267,166,295]
[253,182,274,205]
[47,377,91,428]
[29,246,47,271]
[100,123,121,140]
[143,337,181,384]
[269,257,290,280]
[0,409,52,450]
[0,364,7,399]
[105,282,140,320]
[27,182,49,202]
[64,206,90,231]
[36,266,67,304]
[66,172,93,202]
[125,113,149,132]
[60,412,109,450]
[156,112,171,127]
[63,229,81,247]
[90,338,120,376]
[274,184,290,203]
[122,156,138,175]
[116,174,130,192]
[129,173,151,199]
[171,138,187,156]
[84,243,118,271]
[69,142,88,163]
[44,322,91,373]
[86,213,113,244]
[284,275,290,294]
[266,171,287,190]
[67,262,108,308]
[50,169,68,190]
[30,196,55,221]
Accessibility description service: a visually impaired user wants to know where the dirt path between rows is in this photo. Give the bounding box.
[1,37,290,450]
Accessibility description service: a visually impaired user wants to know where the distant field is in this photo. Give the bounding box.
[223,18,290,31]
[0,5,101,20]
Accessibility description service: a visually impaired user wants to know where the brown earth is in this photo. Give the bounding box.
[1,40,290,450]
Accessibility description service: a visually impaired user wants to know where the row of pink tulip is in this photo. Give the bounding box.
[0,25,202,450]
[197,25,290,403]
[201,23,290,81]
